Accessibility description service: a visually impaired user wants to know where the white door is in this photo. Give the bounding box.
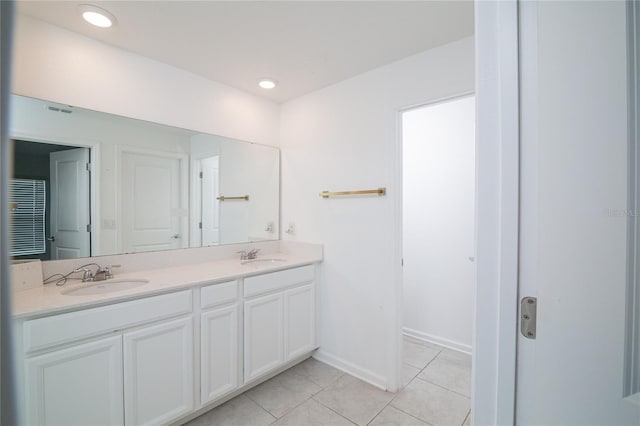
[517,1,640,424]
[120,150,185,253]
[24,336,123,426]
[200,156,220,246]
[49,147,91,259]
[244,293,284,383]
[201,304,238,405]
[123,317,194,426]
[284,284,315,361]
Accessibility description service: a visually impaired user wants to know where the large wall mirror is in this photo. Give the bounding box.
[9,94,280,261]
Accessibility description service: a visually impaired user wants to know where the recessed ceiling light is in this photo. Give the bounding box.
[258,79,277,90]
[78,4,117,28]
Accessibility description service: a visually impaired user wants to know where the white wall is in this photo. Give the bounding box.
[280,37,474,388]
[12,15,280,147]
[402,96,475,353]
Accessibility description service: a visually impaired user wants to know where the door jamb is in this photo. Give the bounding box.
[10,132,100,258]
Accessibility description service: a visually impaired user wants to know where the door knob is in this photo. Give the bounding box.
[171,234,180,239]
[46,236,55,242]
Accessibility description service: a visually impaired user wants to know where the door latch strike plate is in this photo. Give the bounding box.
[520,297,537,339]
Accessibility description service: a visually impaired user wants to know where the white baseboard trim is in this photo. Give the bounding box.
[312,349,388,391]
[403,327,472,355]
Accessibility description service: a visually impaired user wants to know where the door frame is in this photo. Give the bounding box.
[190,154,220,248]
[470,1,520,424]
[115,145,189,253]
[9,131,101,258]
[392,90,476,392]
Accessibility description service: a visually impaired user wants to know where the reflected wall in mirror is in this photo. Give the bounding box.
[9,94,280,260]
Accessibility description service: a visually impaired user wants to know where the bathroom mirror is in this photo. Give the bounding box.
[9,94,280,261]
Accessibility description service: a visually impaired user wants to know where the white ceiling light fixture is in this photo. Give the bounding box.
[78,4,117,28]
[258,79,277,90]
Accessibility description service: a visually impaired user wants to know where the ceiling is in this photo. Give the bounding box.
[16,1,474,103]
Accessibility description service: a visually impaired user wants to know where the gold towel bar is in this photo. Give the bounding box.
[216,195,249,201]
[319,188,386,198]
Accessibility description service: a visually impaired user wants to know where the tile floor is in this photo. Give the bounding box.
[185,337,471,426]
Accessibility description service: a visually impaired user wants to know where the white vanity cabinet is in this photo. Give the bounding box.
[243,265,316,383]
[21,290,193,426]
[24,336,124,426]
[123,317,194,425]
[199,281,239,405]
[18,261,319,426]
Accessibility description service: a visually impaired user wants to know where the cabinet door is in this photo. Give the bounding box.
[244,292,284,382]
[201,304,238,405]
[284,284,316,361]
[25,336,123,426]
[123,317,194,426]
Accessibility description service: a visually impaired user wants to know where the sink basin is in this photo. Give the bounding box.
[62,279,150,296]
[240,258,286,265]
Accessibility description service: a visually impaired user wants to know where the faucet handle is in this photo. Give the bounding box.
[103,264,121,279]
[76,269,94,282]
[247,249,260,259]
[237,250,248,260]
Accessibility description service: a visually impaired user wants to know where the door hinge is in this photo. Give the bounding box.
[86,224,92,233]
[520,297,537,339]
[199,222,202,229]
[199,171,203,178]
[401,258,404,267]
[86,162,92,172]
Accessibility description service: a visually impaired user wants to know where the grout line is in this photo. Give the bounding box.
[385,404,436,426]
[311,395,359,425]
[243,391,278,417]
[412,374,471,399]
[461,409,471,426]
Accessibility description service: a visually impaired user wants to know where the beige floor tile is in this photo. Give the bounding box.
[246,369,322,418]
[402,340,440,369]
[400,364,421,389]
[289,358,344,388]
[368,406,429,426]
[313,375,394,426]
[185,394,275,426]
[391,379,469,426]
[417,350,471,397]
[271,399,355,426]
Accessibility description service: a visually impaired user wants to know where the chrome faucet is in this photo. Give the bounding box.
[95,264,120,281]
[238,249,260,261]
[73,263,120,282]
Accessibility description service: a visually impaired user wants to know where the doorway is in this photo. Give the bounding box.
[398,94,475,423]
[11,140,91,260]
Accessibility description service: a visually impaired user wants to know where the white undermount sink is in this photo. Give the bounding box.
[240,258,286,265]
[62,279,150,296]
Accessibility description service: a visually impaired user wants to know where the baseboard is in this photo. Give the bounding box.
[402,327,472,355]
[312,349,388,391]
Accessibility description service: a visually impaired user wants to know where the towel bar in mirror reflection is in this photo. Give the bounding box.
[319,187,387,198]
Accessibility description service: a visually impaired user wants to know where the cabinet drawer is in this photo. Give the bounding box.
[23,290,192,353]
[201,281,238,309]
[243,265,314,297]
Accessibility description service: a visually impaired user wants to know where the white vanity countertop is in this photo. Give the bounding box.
[13,251,321,319]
